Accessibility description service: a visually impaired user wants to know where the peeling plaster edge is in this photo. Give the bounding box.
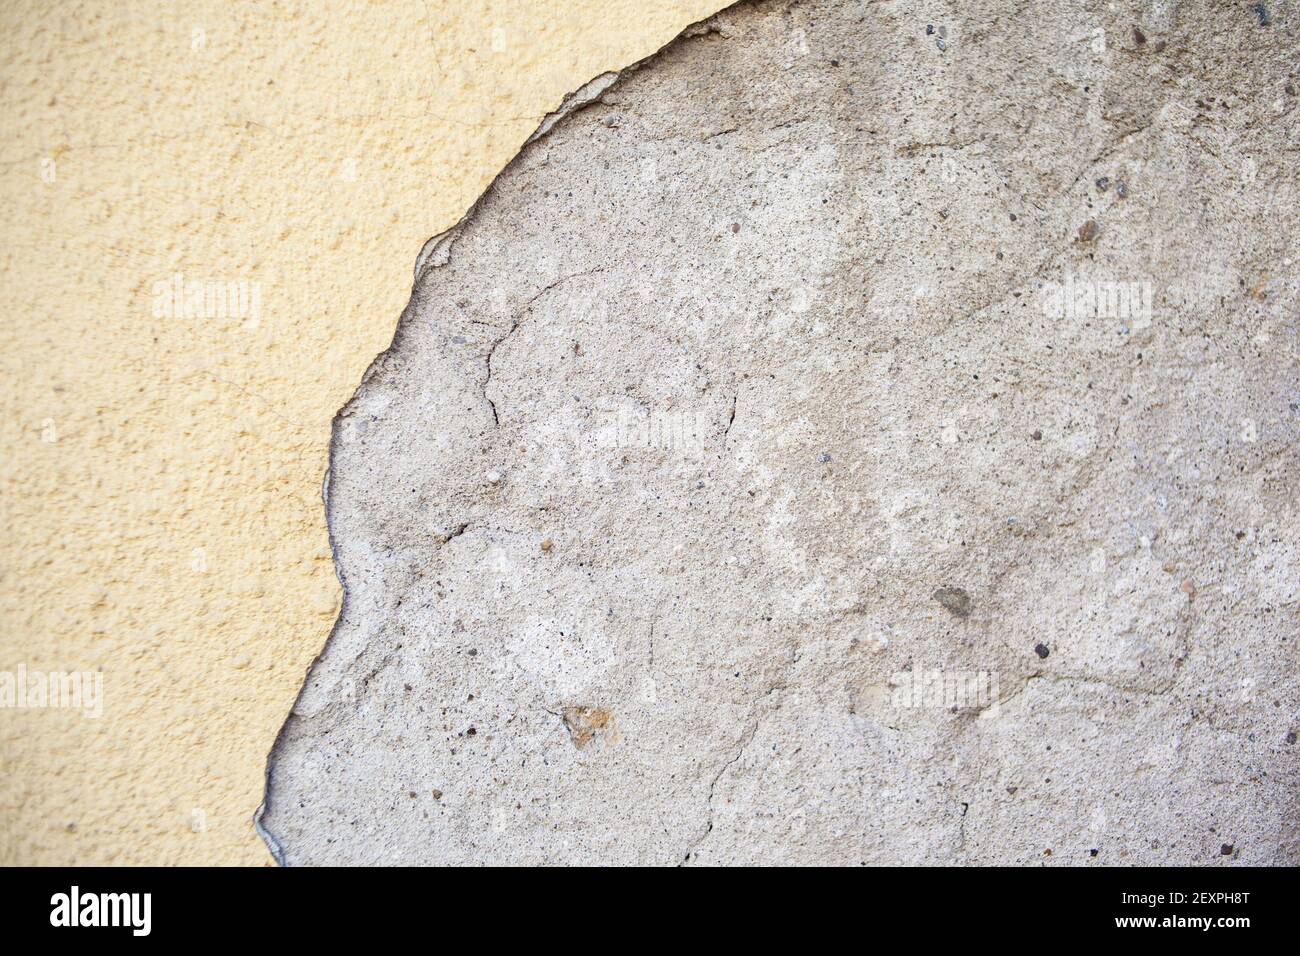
[253,801,287,867]
[254,466,337,867]
[252,0,758,865]
[409,0,747,288]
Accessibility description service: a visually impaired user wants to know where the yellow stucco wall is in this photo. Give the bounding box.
[0,0,721,865]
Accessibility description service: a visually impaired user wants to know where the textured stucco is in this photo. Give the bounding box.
[0,0,721,865]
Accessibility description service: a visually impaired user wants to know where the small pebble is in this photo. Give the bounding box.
[540,538,553,553]
[1181,579,1196,599]
[1116,181,1129,198]
[926,24,934,35]
[1096,176,1111,191]
[1221,843,1234,855]
[1078,219,1100,243]
[730,222,740,234]
[431,789,443,800]
[1031,429,1043,441]
[1286,731,1296,745]
[936,38,946,51]
[819,452,832,462]
[1133,26,1147,45]
[486,470,502,484]
[1251,3,1270,27]
[1034,643,1050,659]
[932,586,972,619]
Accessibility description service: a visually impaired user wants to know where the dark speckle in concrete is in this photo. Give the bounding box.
[933,585,973,618]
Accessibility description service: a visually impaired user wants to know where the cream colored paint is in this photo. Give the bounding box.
[0,0,721,865]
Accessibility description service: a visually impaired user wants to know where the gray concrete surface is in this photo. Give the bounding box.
[259,0,1299,865]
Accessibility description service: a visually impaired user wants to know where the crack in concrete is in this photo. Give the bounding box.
[679,715,761,866]
[482,266,609,425]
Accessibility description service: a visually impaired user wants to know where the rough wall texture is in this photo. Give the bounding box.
[261,0,1299,865]
[0,0,720,866]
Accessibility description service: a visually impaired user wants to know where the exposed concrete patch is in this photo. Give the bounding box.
[260,0,1300,865]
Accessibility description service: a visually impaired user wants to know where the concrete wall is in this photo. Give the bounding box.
[0,0,720,865]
